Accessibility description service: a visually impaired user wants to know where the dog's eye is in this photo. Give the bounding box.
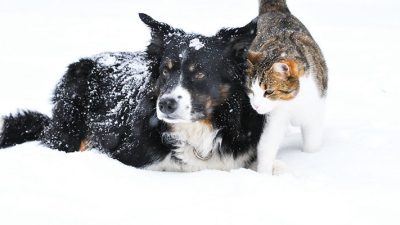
[162,69,169,76]
[264,90,275,96]
[195,72,205,80]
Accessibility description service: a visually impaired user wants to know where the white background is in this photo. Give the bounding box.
[0,1,399,225]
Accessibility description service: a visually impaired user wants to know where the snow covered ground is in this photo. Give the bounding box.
[0,0,399,224]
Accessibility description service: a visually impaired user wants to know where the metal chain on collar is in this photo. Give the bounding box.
[192,147,213,161]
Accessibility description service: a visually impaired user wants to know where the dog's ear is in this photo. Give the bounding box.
[139,13,184,56]
[217,18,258,63]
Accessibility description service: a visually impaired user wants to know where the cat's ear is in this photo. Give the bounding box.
[272,62,291,80]
[273,62,290,73]
[273,60,303,79]
[247,51,265,65]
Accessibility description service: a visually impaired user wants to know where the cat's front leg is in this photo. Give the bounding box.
[257,112,289,174]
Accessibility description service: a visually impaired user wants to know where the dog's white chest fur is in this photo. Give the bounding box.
[145,122,254,172]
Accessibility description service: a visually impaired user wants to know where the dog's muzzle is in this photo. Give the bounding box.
[156,85,193,123]
[158,98,178,115]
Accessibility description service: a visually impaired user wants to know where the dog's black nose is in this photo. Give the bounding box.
[159,98,178,114]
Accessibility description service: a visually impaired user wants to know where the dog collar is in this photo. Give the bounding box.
[193,147,213,161]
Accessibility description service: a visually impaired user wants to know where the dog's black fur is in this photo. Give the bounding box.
[0,14,264,171]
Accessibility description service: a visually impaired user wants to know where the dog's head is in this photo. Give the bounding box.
[139,13,257,124]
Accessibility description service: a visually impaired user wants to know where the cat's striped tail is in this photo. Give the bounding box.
[259,0,290,15]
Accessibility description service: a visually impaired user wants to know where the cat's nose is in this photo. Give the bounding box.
[253,104,260,110]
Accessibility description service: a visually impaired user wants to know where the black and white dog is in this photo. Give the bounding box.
[0,14,265,172]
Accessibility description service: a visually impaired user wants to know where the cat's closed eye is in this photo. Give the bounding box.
[264,90,275,96]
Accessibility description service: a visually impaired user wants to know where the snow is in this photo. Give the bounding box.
[0,0,400,225]
[189,38,205,50]
[95,54,118,67]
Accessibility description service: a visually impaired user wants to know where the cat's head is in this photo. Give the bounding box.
[246,51,304,114]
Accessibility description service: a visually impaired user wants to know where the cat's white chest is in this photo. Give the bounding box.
[282,75,325,126]
[257,74,326,174]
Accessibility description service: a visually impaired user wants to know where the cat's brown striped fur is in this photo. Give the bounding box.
[248,0,328,100]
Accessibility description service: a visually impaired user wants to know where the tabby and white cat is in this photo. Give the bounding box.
[247,0,328,174]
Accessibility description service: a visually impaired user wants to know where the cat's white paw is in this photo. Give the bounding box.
[272,160,290,175]
[257,160,290,175]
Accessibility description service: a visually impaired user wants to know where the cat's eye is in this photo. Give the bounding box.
[264,90,275,96]
[195,72,205,80]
